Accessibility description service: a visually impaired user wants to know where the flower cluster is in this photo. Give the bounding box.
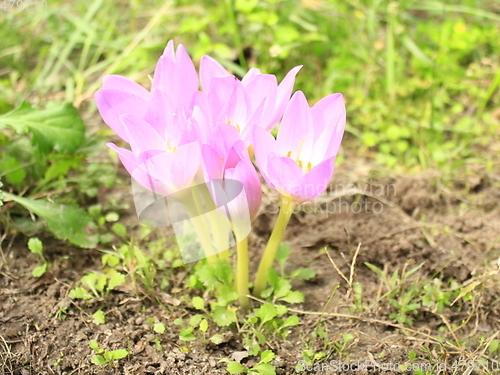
[95,40,345,308]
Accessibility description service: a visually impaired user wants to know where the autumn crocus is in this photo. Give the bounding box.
[201,123,262,308]
[252,90,346,296]
[197,56,302,144]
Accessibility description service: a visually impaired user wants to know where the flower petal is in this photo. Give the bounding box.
[200,55,230,92]
[252,126,277,181]
[120,113,164,154]
[276,90,312,157]
[94,89,148,142]
[295,157,335,202]
[266,154,303,197]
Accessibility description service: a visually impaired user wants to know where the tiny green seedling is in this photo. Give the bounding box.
[28,237,50,277]
[89,339,128,367]
[224,349,277,375]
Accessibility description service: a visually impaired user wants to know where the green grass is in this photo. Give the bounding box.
[1,0,499,172]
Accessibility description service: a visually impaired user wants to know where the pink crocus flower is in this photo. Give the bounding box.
[94,40,198,143]
[253,90,346,203]
[201,123,262,223]
[197,56,302,143]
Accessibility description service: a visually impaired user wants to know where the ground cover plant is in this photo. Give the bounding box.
[1,0,499,374]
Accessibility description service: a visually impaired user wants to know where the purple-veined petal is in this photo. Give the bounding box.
[225,159,262,221]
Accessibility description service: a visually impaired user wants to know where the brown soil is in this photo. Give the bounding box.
[1,164,499,375]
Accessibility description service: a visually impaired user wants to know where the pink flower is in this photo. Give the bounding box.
[201,123,262,222]
[253,91,346,203]
[198,56,302,144]
[94,40,198,143]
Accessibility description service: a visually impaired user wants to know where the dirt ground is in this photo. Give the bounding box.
[1,163,499,375]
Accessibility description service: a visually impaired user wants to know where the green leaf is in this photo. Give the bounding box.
[179,327,196,341]
[279,291,304,304]
[108,349,128,360]
[199,319,208,333]
[92,310,106,325]
[111,223,127,238]
[106,269,126,291]
[0,155,26,187]
[153,323,165,334]
[68,287,93,300]
[3,192,97,248]
[209,334,225,345]
[88,340,100,351]
[27,237,43,255]
[489,339,499,354]
[91,355,106,365]
[282,315,299,328]
[252,363,276,375]
[0,102,85,154]
[41,157,81,185]
[291,268,316,280]
[275,243,290,264]
[189,314,204,326]
[192,296,205,310]
[32,263,48,277]
[259,350,275,364]
[212,306,236,327]
[227,361,247,374]
[256,303,277,325]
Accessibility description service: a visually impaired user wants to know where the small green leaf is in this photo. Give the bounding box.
[252,363,276,375]
[282,315,299,328]
[88,340,100,351]
[259,350,275,364]
[91,354,106,365]
[212,306,236,327]
[106,270,126,291]
[32,263,48,278]
[27,237,43,255]
[199,319,208,333]
[291,268,316,280]
[105,212,119,222]
[257,303,277,325]
[68,287,93,300]
[153,323,165,334]
[189,314,204,326]
[111,223,127,238]
[227,361,247,374]
[179,327,196,341]
[275,243,290,264]
[209,334,225,345]
[279,291,304,304]
[192,296,205,310]
[92,310,106,325]
[108,349,128,360]
[489,339,499,354]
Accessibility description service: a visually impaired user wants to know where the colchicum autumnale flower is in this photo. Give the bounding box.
[94,39,345,308]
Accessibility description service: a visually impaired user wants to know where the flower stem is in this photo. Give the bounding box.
[253,197,295,297]
[235,236,250,310]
